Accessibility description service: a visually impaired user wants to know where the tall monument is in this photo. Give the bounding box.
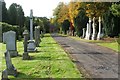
[97,17,102,40]
[92,17,96,40]
[27,9,36,52]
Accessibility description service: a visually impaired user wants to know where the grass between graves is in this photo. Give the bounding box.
[0,34,83,79]
[59,34,119,53]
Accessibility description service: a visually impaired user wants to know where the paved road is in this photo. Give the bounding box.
[51,33,119,79]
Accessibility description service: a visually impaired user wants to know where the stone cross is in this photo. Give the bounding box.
[3,31,18,57]
[23,30,30,60]
[3,51,17,77]
[92,17,96,40]
[30,9,33,40]
[97,17,102,40]
[27,9,36,52]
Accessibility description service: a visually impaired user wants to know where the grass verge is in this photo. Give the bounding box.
[60,34,119,53]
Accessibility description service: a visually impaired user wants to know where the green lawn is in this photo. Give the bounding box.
[0,34,82,79]
[69,35,119,53]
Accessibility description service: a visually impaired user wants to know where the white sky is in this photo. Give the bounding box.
[5,0,70,18]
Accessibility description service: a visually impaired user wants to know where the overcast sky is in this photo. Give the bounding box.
[4,0,70,18]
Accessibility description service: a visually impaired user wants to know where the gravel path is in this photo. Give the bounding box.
[51,33,119,80]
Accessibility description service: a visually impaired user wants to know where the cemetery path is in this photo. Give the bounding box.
[51,33,118,79]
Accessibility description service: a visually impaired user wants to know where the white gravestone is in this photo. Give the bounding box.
[85,23,89,40]
[4,31,18,57]
[27,9,36,52]
[97,17,102,40]
[88,18,92,40]
[82,28,85,39]
[92,17,96,40]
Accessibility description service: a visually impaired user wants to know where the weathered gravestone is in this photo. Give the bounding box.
[41,31,44,38]
[2,51,18,79]
[3,32,7,44]
[35,26,40,47]
[23,30,30,60]
[3,31,18,57]
[2,69,8,80]
[0,23,2,42]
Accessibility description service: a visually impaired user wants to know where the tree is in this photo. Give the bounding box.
[17,5,25,36]
[110,3,120,17]
[53,2,70,33]
[2,1,8,23]
[85,2,112,18]
[8,3,18,25]
[62,19,70,34]
[74,9,88,36]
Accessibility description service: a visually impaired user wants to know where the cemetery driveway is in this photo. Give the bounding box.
[51,33,119,79]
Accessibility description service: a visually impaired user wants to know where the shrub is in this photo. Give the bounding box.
[0,22,19,39]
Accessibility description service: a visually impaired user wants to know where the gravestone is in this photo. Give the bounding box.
[3,51,17,77]
[92,17,96,40]
[27,9,36,52]
[0,23,2,42]
[35,26,40,47]
[2,70,8,80]
[41,31,44,38]
[23,30,30,60]
[67,30,69,36]
[97,17,102,40]
[82,28,85,39]
[88,18,92,40]
[85,23,89,40]
[37,26,41,45]
[3,32,7,44]
[4,31,18,57]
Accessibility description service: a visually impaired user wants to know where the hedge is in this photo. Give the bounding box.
[0,22,19,40]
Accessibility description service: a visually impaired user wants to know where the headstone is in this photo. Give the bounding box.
[41,31,44,38]
[97,17,102,40]
[88,18,92,40]
[3,51,17,77]
[92,17,96,40]
[23,30,30,60]
[35,26,40,47]
[4,31,18,57]
[67,30,69,36]
[2,70,8,80]
[82,28,85,39]
[0,23,2,42]
[85,23,89,40]
[27,9,36,52]
[3,32,7,44]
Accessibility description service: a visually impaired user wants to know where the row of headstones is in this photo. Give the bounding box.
[66,17,103,40]
[83,17,103,40]
[2,26,43,79]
